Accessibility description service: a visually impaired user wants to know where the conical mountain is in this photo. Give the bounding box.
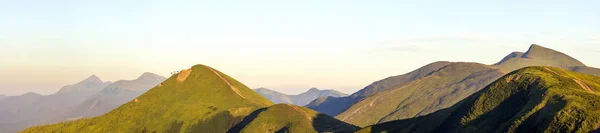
[23,64,273,132]
[358,66,600,133]
[23,65,356,133]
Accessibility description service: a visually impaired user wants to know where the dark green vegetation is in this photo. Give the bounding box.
[308,44,600,127]
[254,87,348,106]
[22,64,357,133]
[358,66,600,133]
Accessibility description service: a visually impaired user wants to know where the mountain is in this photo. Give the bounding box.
[308,44,600,127]
[254,88,294,104]
[61,72,166,120]
[306,61,452,116]
[228,104,358,133]
[357,66,600,133]
[494,44,586,72]
[22,64,356,133]
[0,76,111,133]
[254,87,348,106]
[336,62,504,126]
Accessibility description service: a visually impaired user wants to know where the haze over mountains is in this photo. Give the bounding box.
[254,87,347,106]
[0,73,165,133]
[22,65,358,133]
[2,44,599,132]
[307,44,600,127]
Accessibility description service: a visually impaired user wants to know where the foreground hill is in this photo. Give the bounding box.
[254,87,348,106]
[228,104,358,133]
[308,44,600,127]
[358,66,600,133]
[22,64,356,133]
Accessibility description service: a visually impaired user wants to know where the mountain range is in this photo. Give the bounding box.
[307,44,600,127]
[22,64,358,133]
[0,73,165,133]
[253,87,347,106]
[358,66,600,132]
[6,44,600,132]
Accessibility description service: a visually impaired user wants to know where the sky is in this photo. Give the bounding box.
[0,0,599,96]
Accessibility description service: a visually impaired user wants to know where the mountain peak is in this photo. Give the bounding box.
[82,75,103,84]
[494,44,586,72]
[137,72,165,81]
[308,87,320,91]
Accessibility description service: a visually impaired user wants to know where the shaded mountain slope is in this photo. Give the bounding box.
[255,87,348,106]
[228,104,359,133]
[336,62,505,126]
[306,61,452,116]
[358,66,600,133]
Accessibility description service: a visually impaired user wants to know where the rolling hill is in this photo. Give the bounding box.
[308,44,600,127]
[22,64,356,133]
[357,66,600,133]
[254,87,348,106]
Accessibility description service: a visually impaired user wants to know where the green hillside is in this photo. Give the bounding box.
[336,62,505,126]
[21,64,273,133]
[229,104,359,133]
[358,66,600,133]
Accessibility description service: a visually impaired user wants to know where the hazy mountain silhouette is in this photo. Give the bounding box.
[254,87,347,106]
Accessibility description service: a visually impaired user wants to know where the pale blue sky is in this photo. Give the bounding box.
[1,0,599,95]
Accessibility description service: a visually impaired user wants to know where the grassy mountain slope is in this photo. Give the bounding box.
[336,62,504,126]
[358,66,600,133]
[228,104,359,133]
[306,61,452,116]
[22,64,273,133]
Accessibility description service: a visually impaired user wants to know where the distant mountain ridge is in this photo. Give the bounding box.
[253,87,348,106]
[0,73,165,133]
